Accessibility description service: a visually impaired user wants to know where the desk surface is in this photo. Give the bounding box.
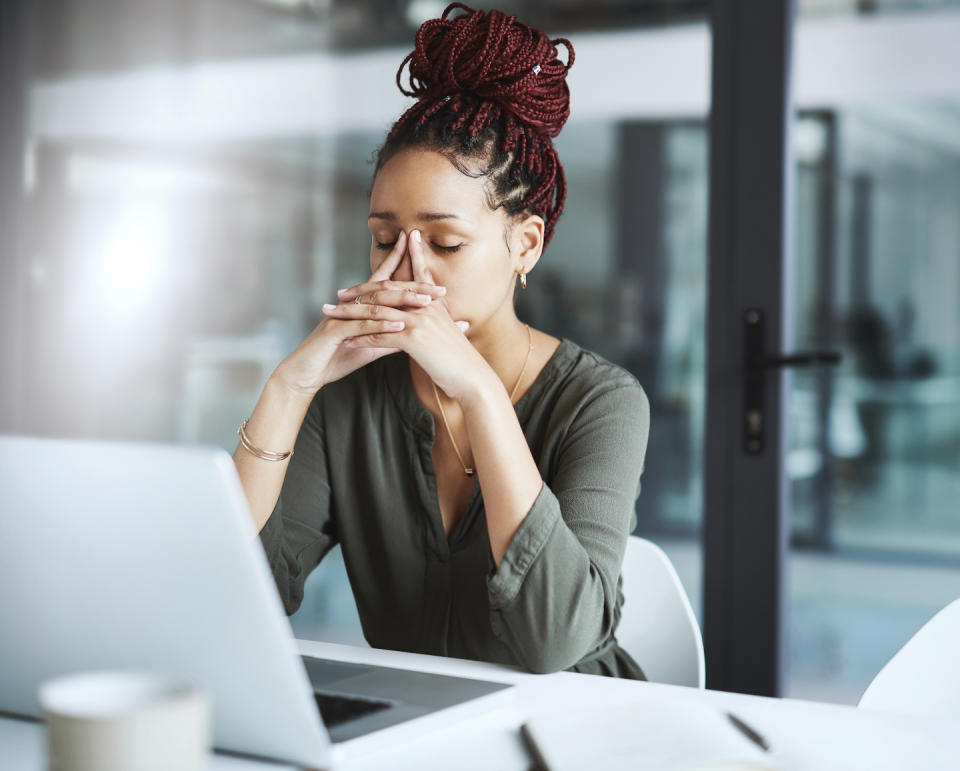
[2,639,957,771]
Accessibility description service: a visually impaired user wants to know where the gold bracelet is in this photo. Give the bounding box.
[237,419,294,462]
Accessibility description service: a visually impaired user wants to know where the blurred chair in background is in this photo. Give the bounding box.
[617,536,705,688]
[858,597,960,720]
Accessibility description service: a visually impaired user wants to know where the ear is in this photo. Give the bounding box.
[512,214,545,277]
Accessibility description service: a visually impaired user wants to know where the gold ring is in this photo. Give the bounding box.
[354,295,362,305]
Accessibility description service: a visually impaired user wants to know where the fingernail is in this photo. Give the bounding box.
[322,303,337,311]
[336,288,347,294]
[390,321,405,330]
[457,321,470,332]
[412,230,421,243]
[416,293,430,302]
[435,286,447,294]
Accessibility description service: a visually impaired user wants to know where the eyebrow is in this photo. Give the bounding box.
[368,211,467,223]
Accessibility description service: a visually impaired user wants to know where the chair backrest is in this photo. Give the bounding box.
[858,597,960,719]
[617,536,705,688]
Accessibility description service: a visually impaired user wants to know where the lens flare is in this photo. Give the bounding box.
[103,240,151,293]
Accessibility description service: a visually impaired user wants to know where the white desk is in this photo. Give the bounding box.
[2,639,957,770]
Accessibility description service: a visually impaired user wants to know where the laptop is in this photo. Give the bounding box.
[0,436,513,768]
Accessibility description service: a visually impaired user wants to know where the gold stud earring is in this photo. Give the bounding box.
[520,269,527,289]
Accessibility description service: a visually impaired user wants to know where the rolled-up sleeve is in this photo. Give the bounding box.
[258,393,338,616]
[486,379,649,674]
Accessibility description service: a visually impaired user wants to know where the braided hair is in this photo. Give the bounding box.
[375,3,575,250]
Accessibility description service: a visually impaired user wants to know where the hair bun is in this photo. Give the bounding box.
[397,3,575,138]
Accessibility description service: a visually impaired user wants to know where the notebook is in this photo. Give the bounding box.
[522,699,778,771]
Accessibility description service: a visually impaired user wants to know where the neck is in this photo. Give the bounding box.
[467,305,531,379]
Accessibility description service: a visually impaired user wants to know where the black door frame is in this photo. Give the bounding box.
[703,0,798,697]
[0,0,28,435]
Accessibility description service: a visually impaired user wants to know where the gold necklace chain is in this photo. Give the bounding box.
[432,323,533,477]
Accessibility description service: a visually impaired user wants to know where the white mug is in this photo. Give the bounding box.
[38,670,210,771]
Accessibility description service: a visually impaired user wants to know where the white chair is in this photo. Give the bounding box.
[858,597,960,719]
[617,536,705,688]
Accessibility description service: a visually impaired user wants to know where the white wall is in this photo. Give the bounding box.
[30,9,960,142]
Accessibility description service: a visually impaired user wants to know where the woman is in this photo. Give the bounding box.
[235,4,650,679]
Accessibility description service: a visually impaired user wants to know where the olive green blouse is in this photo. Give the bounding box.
[259,339,650,678]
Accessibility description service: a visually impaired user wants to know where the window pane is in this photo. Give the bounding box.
[788,104,960,703]
[518,120,708,622]
[23,3,712,650]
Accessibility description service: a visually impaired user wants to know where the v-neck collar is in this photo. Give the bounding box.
[383,337,578,436]
[381,339,579,549]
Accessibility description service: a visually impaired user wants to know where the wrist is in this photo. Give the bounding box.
[456,369,510,414]
[264,370,320,409]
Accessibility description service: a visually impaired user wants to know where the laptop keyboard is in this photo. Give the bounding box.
[314,693,392,728]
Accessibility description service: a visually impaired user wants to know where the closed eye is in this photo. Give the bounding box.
[375,240,463,253]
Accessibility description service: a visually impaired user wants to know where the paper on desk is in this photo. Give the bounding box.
[746,700,960,771]
[523,699,777,771]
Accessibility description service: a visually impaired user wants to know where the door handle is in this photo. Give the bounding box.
[743,309,842,454]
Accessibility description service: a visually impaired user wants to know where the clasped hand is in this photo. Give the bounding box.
[273,230,486,402]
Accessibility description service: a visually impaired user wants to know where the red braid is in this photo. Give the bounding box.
[382,4,574,249]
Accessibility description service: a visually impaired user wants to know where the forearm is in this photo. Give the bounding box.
[459,374,544,565]
[487,494,617,673]
[468,374,650,672]
[233,373,316,533]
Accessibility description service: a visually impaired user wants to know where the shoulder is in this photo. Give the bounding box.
[549,340,649,420]
[531,340,650,480]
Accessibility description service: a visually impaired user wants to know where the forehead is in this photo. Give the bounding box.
[370,149,491,219]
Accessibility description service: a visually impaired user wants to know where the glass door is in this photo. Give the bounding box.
[787,106,960,703]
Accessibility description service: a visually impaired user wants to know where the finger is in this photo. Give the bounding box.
[322,303,407,323]
[321,315,407,339]
[370,230,407,282]
[408,230,433,286]
[337,288,434,309]
[337,281,445,302]
[343,330,410,349]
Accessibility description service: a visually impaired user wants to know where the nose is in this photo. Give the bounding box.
[393,242,414,282]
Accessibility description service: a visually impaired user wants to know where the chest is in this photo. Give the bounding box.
[430,417,477,539]
[433,458,475,539]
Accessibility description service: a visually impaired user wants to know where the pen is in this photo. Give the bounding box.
[726,712,772,752]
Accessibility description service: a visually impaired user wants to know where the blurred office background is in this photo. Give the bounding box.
[5,0,960,704]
